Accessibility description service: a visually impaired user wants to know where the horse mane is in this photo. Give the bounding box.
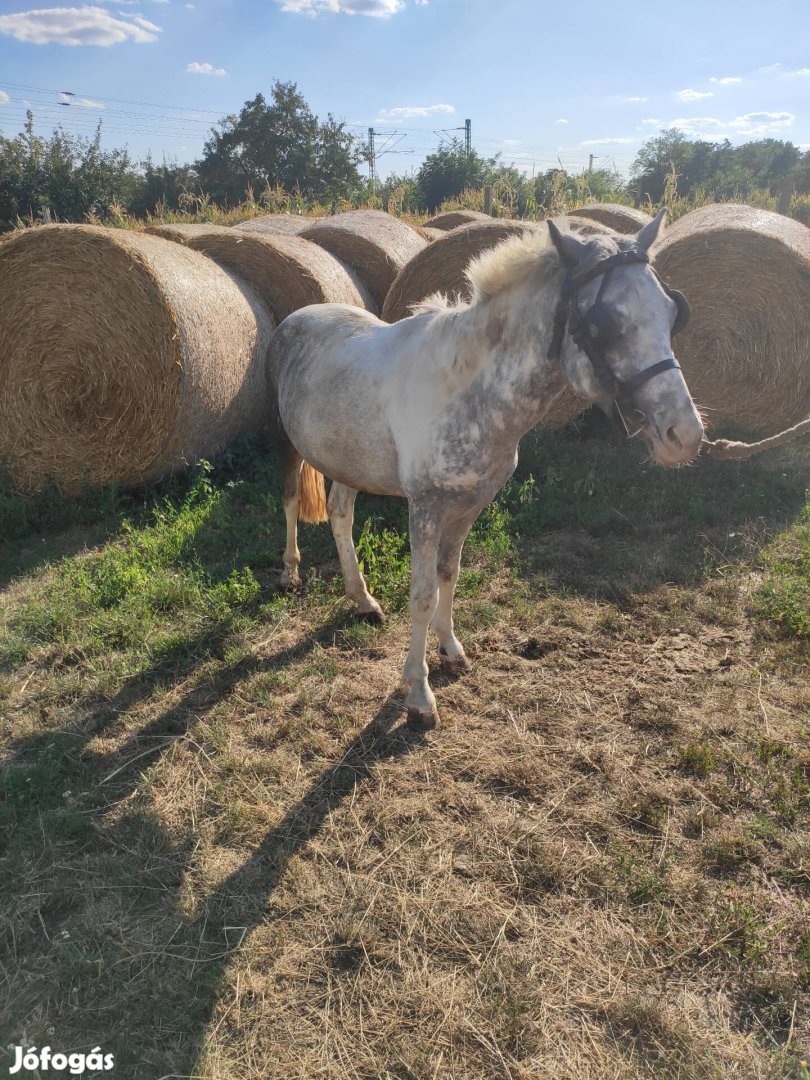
[408,222,634,319]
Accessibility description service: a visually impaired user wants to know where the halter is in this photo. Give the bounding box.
[547,246,690,438]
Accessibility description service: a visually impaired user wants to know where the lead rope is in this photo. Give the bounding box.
[701,415,810,459]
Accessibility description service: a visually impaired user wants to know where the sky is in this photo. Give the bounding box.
[0,0,808,181]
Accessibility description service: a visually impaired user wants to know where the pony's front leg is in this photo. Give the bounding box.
[403,505,441,730]
[432,516,475,669]
[328,482,385,623]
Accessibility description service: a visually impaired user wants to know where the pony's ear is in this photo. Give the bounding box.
[635,207,667,252]
[547,219,590,268]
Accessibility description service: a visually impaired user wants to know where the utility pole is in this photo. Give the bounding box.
[368,127,376,193]
[588,153,594,173]
[465,118,471,155]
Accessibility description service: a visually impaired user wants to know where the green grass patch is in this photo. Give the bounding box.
[754,496,810,640]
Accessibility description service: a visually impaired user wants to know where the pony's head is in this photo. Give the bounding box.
[548,210,704,467]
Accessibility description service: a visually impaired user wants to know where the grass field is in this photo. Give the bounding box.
[1,421,808,1079]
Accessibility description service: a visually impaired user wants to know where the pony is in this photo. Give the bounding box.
[266,210,704,729]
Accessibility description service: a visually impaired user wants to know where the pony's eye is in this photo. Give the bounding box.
[585,303,623,344]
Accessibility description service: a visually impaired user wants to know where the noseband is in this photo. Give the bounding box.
[547,246,691,438]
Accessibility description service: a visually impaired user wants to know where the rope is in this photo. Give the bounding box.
[700,416,810,460]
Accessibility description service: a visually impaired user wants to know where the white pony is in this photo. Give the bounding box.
[266,211,704,729]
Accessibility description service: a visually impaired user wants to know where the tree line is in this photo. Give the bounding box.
[2,80,809,231]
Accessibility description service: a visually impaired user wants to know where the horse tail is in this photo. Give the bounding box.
[298,462,328,524]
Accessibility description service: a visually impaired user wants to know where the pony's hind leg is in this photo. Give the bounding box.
[279,445,303,588]
[328,482,385,624]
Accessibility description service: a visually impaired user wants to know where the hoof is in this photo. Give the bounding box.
[406,706,439,732]
[438,648,469,669]
[357,608,385,626]
[280,571,301,590]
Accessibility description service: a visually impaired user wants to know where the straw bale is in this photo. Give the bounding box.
[423,210,494,231]
[233,214,313,236]
[150,223,374,320]
[569,203,652,234]
[381,219,544,324]
[655,204,810,436]
[144,223,223,244]
[0,225,275,493]
[299,209,427,310]
[381,218,586,429]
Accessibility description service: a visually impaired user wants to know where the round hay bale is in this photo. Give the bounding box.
[144,223,223,245]
[569,203,652,234]
[655,204,810,437]
[150,223,374,321]
[423,210,493,231]
[559,215,613,237]
[381,219,543,323]
[233,214,313,237]
[0,225,275,493]
[299,209,427,310]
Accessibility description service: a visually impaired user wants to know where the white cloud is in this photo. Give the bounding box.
[581,136,634,146]
[787,67,810,77]
[756,62,782,75]
[555,117,568,124]
[0,5,161,45]
[676,88,714,101]
[729,110,794,136]
[668,116,726,138]
[275,0,405,15]
[376,102,454,120]
[0,90,9,104]
[671,116,723,128]
[185,2,194,6]
[502,139,521,146]
[186,60,226,75]
[414,0,428,5]
[709,76,742,85]
[639,117,661,126]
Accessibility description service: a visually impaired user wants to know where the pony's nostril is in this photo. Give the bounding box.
[666,426,683,449]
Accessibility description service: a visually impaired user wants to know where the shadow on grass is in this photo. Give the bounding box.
[506,422,810,602]
[0,617,423,1077]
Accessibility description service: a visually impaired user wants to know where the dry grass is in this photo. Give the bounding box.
[656,204,810,439]
[0,433,808,1080]
[0,225,274,493]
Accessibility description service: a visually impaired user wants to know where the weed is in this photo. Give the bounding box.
[678,740,718,777]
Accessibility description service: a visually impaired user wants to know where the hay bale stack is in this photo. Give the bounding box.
[423,210,493,231]
[300,209,427,310]
[0,225,274,493]
[381,219,543,323]
[144,223,224,244]
[149,223,374,321]
[569,203,652,234]
[233,214,313,236]
[655,204,810,436]
[560,215,613,237]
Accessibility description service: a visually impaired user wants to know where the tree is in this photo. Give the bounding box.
[196,82,362,205]
[0,113,136,230]
[415,139,496,211]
